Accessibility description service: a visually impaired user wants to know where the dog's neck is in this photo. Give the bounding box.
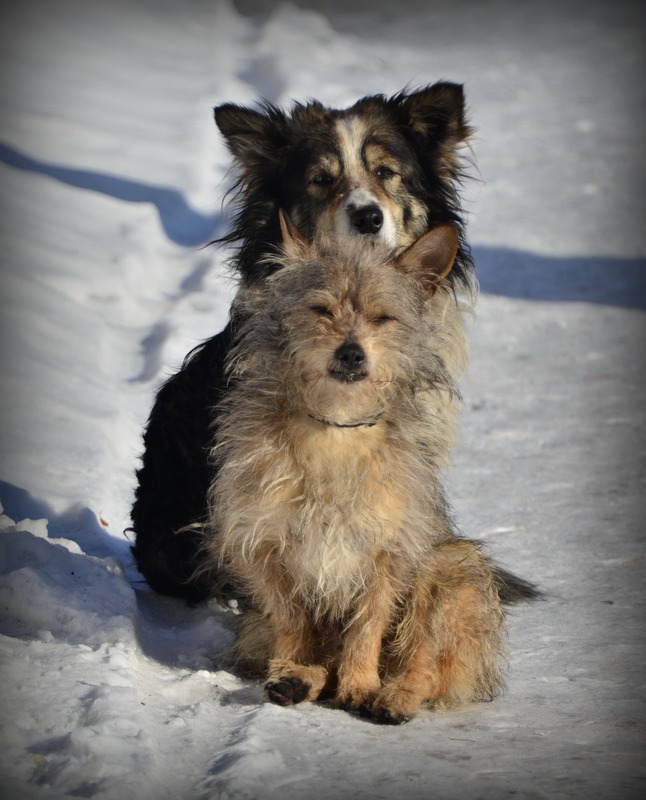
[307,414,383,429]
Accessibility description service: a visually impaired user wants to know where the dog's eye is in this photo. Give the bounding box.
[311,173,333,187]
[373,314,397,325]
[311,305,334,318]
[375,165,396,180]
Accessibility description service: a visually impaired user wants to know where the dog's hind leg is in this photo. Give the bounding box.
[370,541,506,724]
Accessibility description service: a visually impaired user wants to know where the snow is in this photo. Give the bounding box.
[0,0,644,797]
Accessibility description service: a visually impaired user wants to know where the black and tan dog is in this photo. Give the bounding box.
[130,83,537,606]
[207,214,505,724]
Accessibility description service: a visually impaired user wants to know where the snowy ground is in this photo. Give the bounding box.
[1,1,645,798]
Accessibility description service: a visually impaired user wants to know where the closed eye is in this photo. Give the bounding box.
[311,305,334,318]
[373,314,397,325]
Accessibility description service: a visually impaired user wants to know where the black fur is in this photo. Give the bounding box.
[130,327,233,602]
[214,81,475,287]
[130,83,540,605]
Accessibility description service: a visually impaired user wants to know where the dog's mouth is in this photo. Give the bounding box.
[329,368,368,383]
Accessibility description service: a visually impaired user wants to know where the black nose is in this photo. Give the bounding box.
[350,204,383,235]
[332,341,367,381]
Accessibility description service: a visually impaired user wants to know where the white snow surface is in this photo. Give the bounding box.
[1,1,645,798]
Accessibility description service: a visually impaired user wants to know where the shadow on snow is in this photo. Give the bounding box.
[0,479,130,563]
[1,140,644,310]
[0,141,221,248]
[0,480,236,669]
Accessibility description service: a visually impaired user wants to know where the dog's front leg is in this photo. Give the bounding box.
[335,554,399,712]
[249,546,328,706]
[265,612,329,707]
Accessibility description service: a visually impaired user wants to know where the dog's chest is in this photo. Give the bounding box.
[224,425,410,612]
[279,468,406,612]
[283,507,381,611]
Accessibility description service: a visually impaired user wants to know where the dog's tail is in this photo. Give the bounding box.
[492,565,544,604]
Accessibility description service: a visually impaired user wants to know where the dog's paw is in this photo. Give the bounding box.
[364,683,420,724]
[265,675,310,706]
[335,672,380,715]
[332,689,378,718]
[333,698,412,724]
[368,704,412,725]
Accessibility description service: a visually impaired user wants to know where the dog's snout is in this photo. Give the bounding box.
[336,341,366,366]
[332,341,368,382]
[350,204,383,235]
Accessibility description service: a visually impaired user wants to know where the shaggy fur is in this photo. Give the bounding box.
[130,83,538,605]
[214,82,474,287]
[206,217,505,724]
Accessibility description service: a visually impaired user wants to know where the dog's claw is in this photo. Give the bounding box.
[265,676,310,706]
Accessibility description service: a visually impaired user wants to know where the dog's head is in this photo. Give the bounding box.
[215,83,473,287]
[232,213,459,428]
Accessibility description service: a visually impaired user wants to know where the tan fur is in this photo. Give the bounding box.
[205,221,504,723]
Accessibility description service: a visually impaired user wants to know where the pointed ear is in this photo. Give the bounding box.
[399,82,472,144]
[214,103,285,167]
[395,225,459,295]
[278,209,311,259]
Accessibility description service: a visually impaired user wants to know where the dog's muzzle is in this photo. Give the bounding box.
[330,341,368,382]
[350,204,383,236]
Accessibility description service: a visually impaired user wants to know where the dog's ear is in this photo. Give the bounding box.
[397,83,473,180]
[395,225,459,295]
[214,103,284,167]
[278,210,311,259]
[400,82,472,144]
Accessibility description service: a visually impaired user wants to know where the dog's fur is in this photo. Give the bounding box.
[130,83,538,606]
[214,82,474,288]
[206,216,505,724]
